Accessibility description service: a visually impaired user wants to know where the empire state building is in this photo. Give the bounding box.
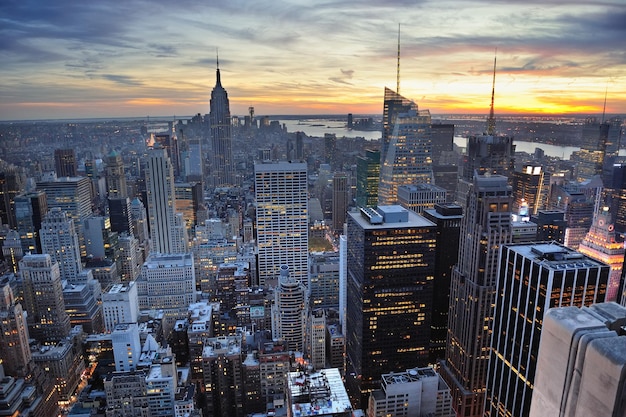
[209,63,235,187]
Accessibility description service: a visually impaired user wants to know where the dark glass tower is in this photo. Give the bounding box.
[422,203,463,363]
[485,242,608,417]
[356,149,380,208]
[345,205,436,407]
[209,63,235,187]
[54,148,78,178]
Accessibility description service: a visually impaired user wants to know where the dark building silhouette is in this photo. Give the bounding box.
[423,203,462,363]
[14,191,47,254]
[430,123,454,165]
[531,209,567,243]
[209,62,235,187]
[346,206,436,407]
[54,148,78,178]
[356,149,380,208]
[0,167,23,229]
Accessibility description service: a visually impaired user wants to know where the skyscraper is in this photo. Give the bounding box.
[19,253,71,343]
[422,203,463,363]
[430,123,455,164]
[271,265,307,353]
[440,174,512,417]
[0,166,23,229]
[356,149,380,208]
[332,172,349,232]
[485,242,608,417]
[346,205,436,407]
[145,147,188,254]
[254,161,308,287]
[379,101,433,205]
[209,61,235,187]
[0,277,31,377]
[40,207,83,281]
[54,148,78,178]
[14,190,47,253]
[381,88,413,164]
[578,206,624,301]
[105,150,128,198]
[511,165,550,216]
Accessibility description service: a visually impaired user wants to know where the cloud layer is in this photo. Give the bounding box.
[1,0,625,119]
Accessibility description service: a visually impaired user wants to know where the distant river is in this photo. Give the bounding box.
[279,119,577,158]
[279,118,625,160]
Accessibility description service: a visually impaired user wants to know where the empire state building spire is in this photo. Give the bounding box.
[209,53,234,187]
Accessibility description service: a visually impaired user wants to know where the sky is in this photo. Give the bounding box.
[1,0,625,120]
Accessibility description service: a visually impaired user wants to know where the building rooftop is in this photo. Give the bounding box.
[350,205,435,229]
[509,242,608,270]
[288,368,352,416]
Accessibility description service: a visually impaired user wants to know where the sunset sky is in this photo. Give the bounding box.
[1,0,625,120]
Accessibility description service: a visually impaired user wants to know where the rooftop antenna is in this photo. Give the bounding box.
[396,23,401,93]
[216,48,219,70]
[601,82,608,123]
[486,49,497,136]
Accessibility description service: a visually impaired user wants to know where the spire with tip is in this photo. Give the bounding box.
[486,49,497,136]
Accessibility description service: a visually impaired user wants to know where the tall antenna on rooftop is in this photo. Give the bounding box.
[396,24,401,93]
[601,82,608,123]
[486,49,497,136]
[216,48,219,70]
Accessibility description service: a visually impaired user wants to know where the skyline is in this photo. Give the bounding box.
[1,0,625,120]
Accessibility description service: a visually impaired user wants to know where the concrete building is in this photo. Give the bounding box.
[40,207,83,281]
[367,367,454,417]
[112,323,142,372]
[254,161,308,287]
[14,190,47,254]
[0,277,31,378]
[397,183,447,214]
[286,368,352,417]
[102,282,139,332]
[309,251,340,310]
[145,148,188,255]
[440,175,512,417]
[271,265,307,353]
[529,303,626,417]
[308,309,326,370]
[332,172,349,232]
[19,253,71,343]
[201,335,243,417]
[136,253,195,332]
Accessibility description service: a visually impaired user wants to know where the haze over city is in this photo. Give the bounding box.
[1,0,625,120]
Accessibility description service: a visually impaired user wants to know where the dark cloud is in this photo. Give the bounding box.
[101,74,143,86]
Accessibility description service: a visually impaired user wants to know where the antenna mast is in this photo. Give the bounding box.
[601,83,608,123]
[486,50,497,136]
[396,24,401,93]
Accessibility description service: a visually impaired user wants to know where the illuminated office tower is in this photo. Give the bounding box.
[529,303,626,417]
[397,183,447,214]
[254,161,308,287]
[578,207,624,301]
[549,184,594,250]
[209,61,235,187]
[511,165,550,216]
[439,175,512,417]
[106,150,128,198]
[356,149,380,208]
[19,253,71,343]
[486,242,608,417]
[379,101,433,205]
[145,148,188,254]
[54,148,77,178]
[381,88,413,164]
[271,265,307,353]
[40,207,82,281]
[309,251,340,309]
[0,277,31,377]
[332,172,349,232]
[3,230,23,273]
[422,203,463,363]
[174,181,203,233]
[603,158,626,235]
[14,190,47,253]
[36,175,92,255]
[345,205,436,407]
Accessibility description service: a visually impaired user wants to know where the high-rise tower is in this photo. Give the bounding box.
[379,95,433,205]
[40,207,83,281]
[19,253,71,344]
[105,150,128,198]
[271,265,307,353]
[145,147,188,254]
[254,161,308,287]
[54,148,78,178]
[440,174,512,417]
[485,242,608,417]
[209,58,235,187]
[356,149,380,208]
[345,205,436,407]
